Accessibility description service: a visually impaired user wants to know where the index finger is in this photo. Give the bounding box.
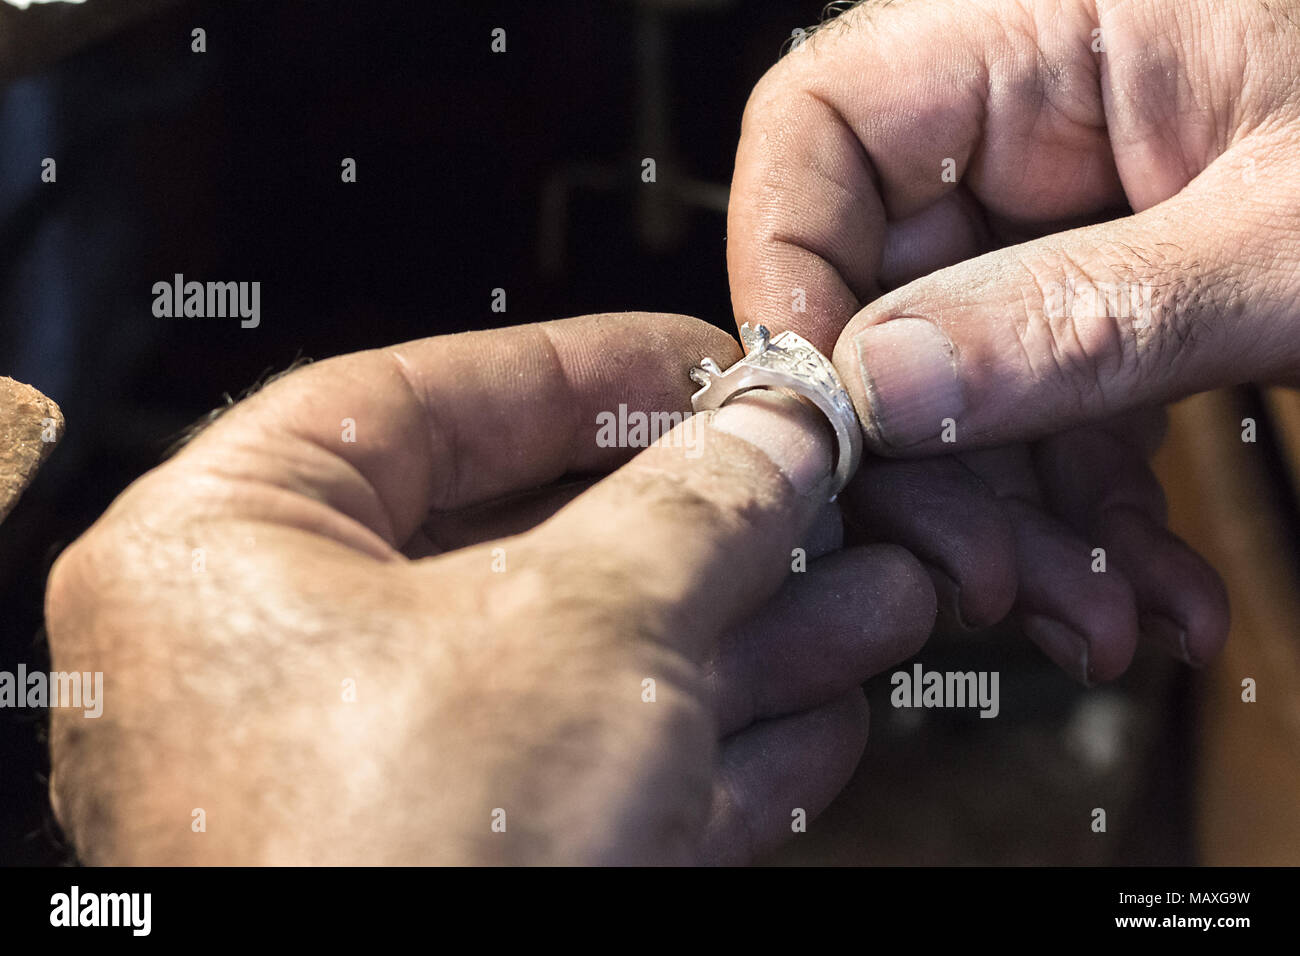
[522,388,837,660]
[727,0,1122,352]
[154,313,741,557]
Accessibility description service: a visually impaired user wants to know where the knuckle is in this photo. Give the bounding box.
[740,61,797,135]
[45,534,104,651]
[1019,245,1174,412]
[45,543,83,632]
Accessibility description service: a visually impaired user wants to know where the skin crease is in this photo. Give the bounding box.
[43,0,1298,865]
[44,313,937,865]
[721,0,1300,681]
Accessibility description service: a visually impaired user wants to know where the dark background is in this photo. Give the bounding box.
[0,0,1193,866]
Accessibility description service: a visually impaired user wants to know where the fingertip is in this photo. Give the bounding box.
[1040,569,1140,684]
[1181,566,1231,666]
[948,547,1018,631]
[578,312,742,409]
[1137,559,1229,668]
[1072,585,1141,683]
[1024,605,1138,687]
[820,687,871,763]
[679,315,744,368]
[1092,505,1231,667]
[858,543,938,657]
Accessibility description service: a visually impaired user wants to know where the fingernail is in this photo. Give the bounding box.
[710,391,833,497]
[1023,614,1092,686]
[1140,612,1197,666]
[852,318,964,449]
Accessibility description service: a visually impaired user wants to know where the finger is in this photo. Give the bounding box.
[958,445,1140,683]
[728,0,1121,352]
[841,455,1017,630]
[700,690,869,866]
[833,170,1296,454]
[417,484,838,565]
[1092,506,1230,667]
[1009,498,1140,684]
[878,186,990,291]
[167,313,740,554]
[516,389,837,660]
[1035,425,1229,666]
[1101,406,1169,460]
[1033,423,1167,534]
[705,544,934,735]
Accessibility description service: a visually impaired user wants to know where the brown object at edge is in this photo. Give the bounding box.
[0,376,64,525]
[1154,389,1300,865]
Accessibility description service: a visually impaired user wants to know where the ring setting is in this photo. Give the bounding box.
[690,323,864,498]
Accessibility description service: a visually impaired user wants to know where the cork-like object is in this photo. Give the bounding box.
[0,377,63,524]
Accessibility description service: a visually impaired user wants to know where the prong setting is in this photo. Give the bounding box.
[739,322,772,355]
[688,325,863,499]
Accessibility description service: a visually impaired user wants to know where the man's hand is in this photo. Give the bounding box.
[45,313,934,865]
[725,0,1278,678]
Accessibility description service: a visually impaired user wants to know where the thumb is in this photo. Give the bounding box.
[832,176,1300,454]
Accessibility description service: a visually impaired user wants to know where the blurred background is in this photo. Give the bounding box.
[1,0,1296,866]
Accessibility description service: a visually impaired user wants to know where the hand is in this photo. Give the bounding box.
[724,0,1275,678]
[45,313,934,865]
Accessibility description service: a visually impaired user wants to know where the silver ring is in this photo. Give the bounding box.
[690,323,863,498]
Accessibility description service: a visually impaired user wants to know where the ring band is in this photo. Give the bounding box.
[690,323,864,498]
